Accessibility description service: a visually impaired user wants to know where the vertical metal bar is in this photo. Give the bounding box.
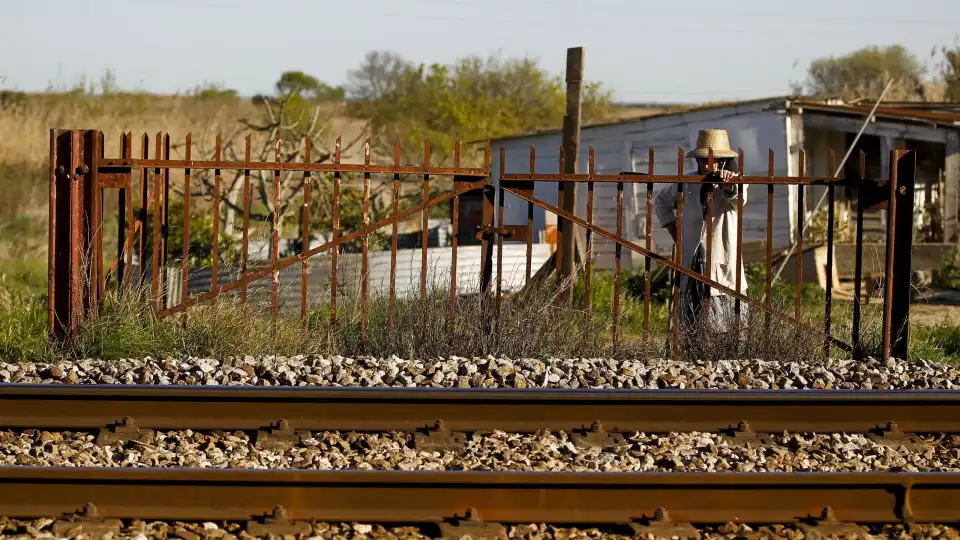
[889,150,916,360]
[705,150,715,300]
[301,137,312,332]
[160,134,171,309]
[765,149,774,334]
[47,129,57,337]
[450,142,461,328]
[241,135,251,307]
[151,132,162,312]
[881,150,900,360]
[117,133,128,291]
[526,146,535,284]
[361,138,371,345]
[182,133,192,309]
[852,150,866,357]
[93,131,105,309]
[68,131,84,332]
[272,137,281,331]
[478,144,494,297]
[84,131,103,314]
[795,149,805,326]
[585,148,595,314]
[212,135,222,302]
[734,148,744,336]
[670,148,685,360]
[124,133,134,293]
[613,180,624,351]
[330,136,341,327]
[389,140,399,333]
[644,147,654,339]
[556,147,565,278]
[824,149,836,357]
[496,166,505,330]
[421,141,430,302]
[162,134,171,299]
[69,131,83,331]
[139,133,149,287]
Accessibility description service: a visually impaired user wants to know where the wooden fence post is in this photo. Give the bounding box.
[557,46,583,304]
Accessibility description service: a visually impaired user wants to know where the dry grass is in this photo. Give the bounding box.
[0,93,252,168]
[0,91,372,169]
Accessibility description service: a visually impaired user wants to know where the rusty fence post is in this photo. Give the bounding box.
[881,150,916,360]
[49,129,100,340]
[478,184,497,297]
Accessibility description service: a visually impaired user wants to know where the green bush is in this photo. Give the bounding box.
[933,248,960,290]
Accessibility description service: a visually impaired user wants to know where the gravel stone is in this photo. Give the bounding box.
[2,429,959,473]
[0,518,956,539]
[4,355,960,390]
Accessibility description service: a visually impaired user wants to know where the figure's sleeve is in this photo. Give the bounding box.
[654,185,678,227]
[718,182,748,210]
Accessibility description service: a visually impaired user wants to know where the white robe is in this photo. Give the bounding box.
[653,172,749,297]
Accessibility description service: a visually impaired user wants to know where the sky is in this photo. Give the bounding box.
[2,0,960,104]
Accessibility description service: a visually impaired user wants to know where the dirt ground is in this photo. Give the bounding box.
[911,289,960,327]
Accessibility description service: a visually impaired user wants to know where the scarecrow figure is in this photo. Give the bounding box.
[654,129,749,334]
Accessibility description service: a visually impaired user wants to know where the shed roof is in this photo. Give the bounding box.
[479,96,793,144]
[480,96,960,145]
[791,101,960,128]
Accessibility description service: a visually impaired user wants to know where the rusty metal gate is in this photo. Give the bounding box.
[47,129,916,359]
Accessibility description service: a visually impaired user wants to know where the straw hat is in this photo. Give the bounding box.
[687,129,738,159]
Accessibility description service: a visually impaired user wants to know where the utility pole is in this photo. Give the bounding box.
[558,46,583,304]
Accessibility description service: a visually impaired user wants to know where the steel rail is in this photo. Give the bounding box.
[3,385,960,434]
[1,467,958,524]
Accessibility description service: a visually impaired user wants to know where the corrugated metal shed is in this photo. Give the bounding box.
[144,244,552,311]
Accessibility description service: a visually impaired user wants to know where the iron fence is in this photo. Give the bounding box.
[47,129,917,359]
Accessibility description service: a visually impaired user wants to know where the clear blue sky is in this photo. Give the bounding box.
[3,0,959,103]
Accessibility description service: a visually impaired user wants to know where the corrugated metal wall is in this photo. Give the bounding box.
[140,244,552,311]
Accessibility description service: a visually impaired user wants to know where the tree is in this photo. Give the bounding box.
[794,45,926,101]
[275,71,345,102]
[936,40,960,102]
[173,70,368,261]
[347,51,413,102]
[360,52,616,166]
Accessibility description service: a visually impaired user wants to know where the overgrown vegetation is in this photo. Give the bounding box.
[3,255,956,363]
[933,248,960,291]
[793,42,960,101]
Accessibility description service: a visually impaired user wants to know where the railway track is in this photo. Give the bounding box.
[4,384,960,536]
[3,384,960,437]
[1,467,959,537]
